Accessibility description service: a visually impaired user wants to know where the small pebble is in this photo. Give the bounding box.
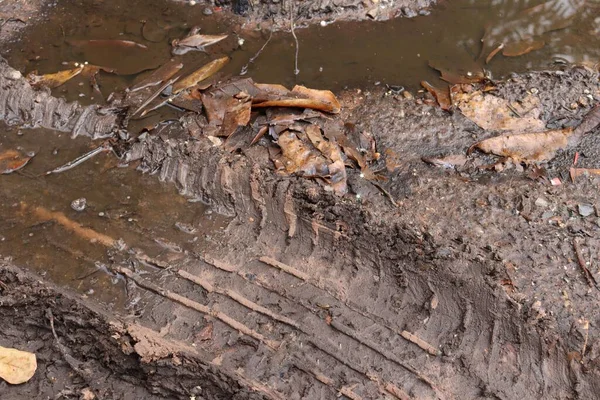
[578,203,594,217]
[71,197,87,212]
[203,7,213,15]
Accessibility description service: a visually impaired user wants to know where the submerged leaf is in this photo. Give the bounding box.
[502,38,545,57]
[130,60,183,92]
[172,57,229,94]
[0,345,37,385]
[27,66,84,88]
[0,149,33,174]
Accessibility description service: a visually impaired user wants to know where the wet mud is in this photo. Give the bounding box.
[1,0,600,399]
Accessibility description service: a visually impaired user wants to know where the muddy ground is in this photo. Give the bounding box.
[2,1,600,400]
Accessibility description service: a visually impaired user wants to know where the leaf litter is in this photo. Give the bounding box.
[0,345,37,384]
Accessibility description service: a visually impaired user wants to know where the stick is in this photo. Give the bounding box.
[240,30,273,76]
[131,76,179,118]
[289,0,300,75]
[45,144,110,175]
[400,330,440,356]
[573,239,597,288]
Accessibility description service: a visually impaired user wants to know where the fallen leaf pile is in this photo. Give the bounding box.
[0,345,37,384]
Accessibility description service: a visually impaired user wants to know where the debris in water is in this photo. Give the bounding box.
[71,198,87,212]
[171,57,229,94]
[171,27,228,55]
[0,149,34,174]
[45,145,110,175]
[0,345,37,384]
[27,66,84,88]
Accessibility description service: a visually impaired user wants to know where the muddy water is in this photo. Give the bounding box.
[0,124,229,308]
[3,0,599,97]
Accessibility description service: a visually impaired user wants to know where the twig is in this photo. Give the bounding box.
[131,76,180,118]
[371,181,398,207]
[46,309,93,383]
[240,30,273,76]
[573,239,598,288]
[45,144,110,175]
[289,0,300,75]
[400,330,440,356]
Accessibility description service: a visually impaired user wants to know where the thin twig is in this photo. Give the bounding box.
[289,0,300,75]
[240,30,273,76]
[573,239,598,288]
[131,75,180,118]
[45,144,110,175]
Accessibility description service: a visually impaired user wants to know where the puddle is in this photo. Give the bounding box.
[0,123,229,309]
[1,0,599,99]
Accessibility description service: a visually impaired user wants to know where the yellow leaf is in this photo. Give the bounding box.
[0,345,37,384]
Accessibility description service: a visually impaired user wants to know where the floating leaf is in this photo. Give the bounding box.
[0,345,37,384]
[0,149,33,174]
[469,128,574,162]
[67,39,148,49]
[172,57,229,94]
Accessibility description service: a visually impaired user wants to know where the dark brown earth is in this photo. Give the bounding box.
[2,1,600,400]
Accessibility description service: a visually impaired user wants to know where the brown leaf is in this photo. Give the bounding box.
[429,60,486,84]
[470,128,574,162]
[453,90,545,132]
[221,98,252,137]
[0,149,33,174]
[172,32,228,55]
[130,60,184,92]
[421,80,452,110]
[0,345,37,384]
[253,85,341,114]
[172,57,229,94]
[68,39,148,49]
[422,154,467,169]
[277,130,330,177]
[27,66,84,88]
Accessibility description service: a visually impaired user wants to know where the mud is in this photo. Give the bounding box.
[2,46,600,399]
[1,0,600,399]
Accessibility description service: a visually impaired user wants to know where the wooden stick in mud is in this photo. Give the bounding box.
[400,330,441,356]
[573,239,598,288]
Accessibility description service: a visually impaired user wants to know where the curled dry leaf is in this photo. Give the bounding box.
[172,57,229,94]
[421,80,452,110]
[253,85,341,114]
[0,149,33,174]
[469,128,574,163]
[27,66,84,88]
[453,90,545,132]
[0,345,37,384]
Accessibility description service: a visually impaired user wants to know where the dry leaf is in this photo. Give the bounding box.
[422,154,468,169]
[470,128,574,162]
[0,345,37,384]
[454,90,545,132]
[172,57,229,94]
[277,130,329,176]
[0,149,33,174]
[27,66,84,88]
[421,80,452,110]
[253,85,341,114]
